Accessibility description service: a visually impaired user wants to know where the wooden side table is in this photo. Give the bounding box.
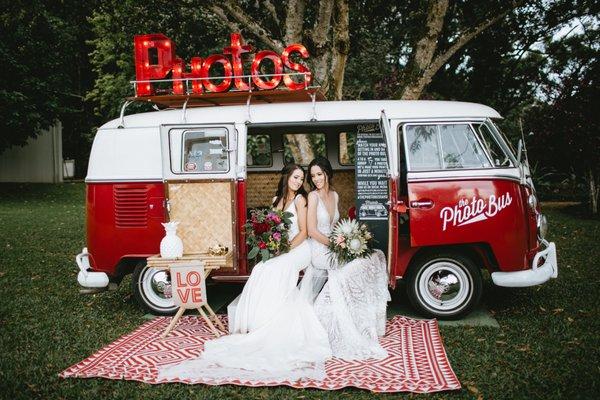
[146,253,231,338]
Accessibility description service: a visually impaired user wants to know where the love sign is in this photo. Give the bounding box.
[171,263,207,308]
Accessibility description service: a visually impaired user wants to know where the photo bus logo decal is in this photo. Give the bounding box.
[440,192,513,231]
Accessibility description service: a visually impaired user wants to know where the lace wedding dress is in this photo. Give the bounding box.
[158,195,331,382]
[303,192,390,360]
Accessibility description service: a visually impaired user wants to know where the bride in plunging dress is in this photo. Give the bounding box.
[304,157,389,360]
[159,164,331,382]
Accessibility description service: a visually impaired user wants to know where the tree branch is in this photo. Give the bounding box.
[399,1,521,99]
[262,0,280,27]
[429,7,515,75]
[284,0,306,44]
[330,0,349,100]
[312,0,334,49]
[208,4,241,33]
[411,0,449,77]
[211,0,284,51]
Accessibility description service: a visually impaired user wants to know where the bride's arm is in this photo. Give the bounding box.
[289,196,308,249]
[307,192,330,246]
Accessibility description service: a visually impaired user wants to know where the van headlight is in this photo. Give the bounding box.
[537,214,548,239]
[528,193,538,211]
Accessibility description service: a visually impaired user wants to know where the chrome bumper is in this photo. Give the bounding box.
[491,240,558,287]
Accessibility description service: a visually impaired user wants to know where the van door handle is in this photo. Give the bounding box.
[410,199,434,209]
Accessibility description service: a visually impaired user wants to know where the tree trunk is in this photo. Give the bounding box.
[396,1,517,100]
[208,0,349,100]
[330,0,350,100]
[587,167,599,215]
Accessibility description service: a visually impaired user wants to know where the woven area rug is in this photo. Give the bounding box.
[60,315,460,393]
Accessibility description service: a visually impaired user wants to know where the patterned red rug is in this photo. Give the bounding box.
[60,315,460,393]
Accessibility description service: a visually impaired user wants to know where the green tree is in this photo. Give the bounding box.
[527,26,599,214]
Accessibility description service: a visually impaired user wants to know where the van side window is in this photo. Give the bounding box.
[247,134,272,167]
[339,132,356,165]
[182,128,229,173]
[405,125,442,170]
[405,124,491,171]
[283,133,326,165]
[474,123,513,167]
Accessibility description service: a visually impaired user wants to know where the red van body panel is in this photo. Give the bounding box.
[86,182,166,275]
[406,178,531,272]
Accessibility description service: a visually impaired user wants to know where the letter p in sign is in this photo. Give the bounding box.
[171,263,207,308]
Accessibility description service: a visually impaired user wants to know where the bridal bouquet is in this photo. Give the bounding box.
[328,218,375,267]
[244,208,294,263]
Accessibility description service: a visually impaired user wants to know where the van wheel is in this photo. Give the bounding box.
[406,251,482,319]
[131,261,178,315]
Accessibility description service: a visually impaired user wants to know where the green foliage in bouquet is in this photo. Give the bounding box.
[328,218,375,267]
[244,208,294,263]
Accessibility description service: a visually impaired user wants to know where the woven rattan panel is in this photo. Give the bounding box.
[167,182,234,267]
[246,172,280,208]
[334,170,355,219]
[246,170,356,218]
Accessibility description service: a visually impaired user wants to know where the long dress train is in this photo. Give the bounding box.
[158,195,331,382]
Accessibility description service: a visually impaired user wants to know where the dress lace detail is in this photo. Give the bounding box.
[307,191,390,360]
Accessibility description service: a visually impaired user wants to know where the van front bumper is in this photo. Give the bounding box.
[491,240,558,287]
[76,247,110,290]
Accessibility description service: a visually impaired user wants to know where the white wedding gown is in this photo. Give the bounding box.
[158,195,332,382]
[304,192,390,360]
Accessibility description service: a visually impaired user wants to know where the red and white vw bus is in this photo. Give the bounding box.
[75,32,557,319]
[75,98,557,319]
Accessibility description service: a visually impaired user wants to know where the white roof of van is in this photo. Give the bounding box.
[100,100,501,129]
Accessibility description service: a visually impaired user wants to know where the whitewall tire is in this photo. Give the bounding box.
[132,262,178,315]
[407,252,482,319]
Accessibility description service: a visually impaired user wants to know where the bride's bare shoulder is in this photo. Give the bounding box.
[295,195,307,207]
[307,191,319,201]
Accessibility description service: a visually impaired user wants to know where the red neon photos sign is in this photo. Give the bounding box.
[134,33,312,96]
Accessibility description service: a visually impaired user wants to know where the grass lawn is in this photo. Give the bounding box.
[0,183,598,399]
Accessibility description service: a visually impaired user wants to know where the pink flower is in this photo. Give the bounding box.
[273,232,281,241]
[335,235,346,245]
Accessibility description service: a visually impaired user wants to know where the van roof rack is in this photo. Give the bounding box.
[127,87,325,108]
[128,73,326,108]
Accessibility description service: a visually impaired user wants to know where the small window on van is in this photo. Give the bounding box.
[182,128,229,173]
[339,132,356,165]
[405,124,491,171]
[474,123,513,167]
[247,134,272,167]
[283,133,326,165]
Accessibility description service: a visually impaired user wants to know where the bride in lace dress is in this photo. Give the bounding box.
[159,164,331,382]
[304,157,390,360]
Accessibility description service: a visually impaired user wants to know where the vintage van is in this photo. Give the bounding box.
[75,98,558,319]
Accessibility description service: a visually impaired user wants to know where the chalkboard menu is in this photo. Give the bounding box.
[354,123,389,254]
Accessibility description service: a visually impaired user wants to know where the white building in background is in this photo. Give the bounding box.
[0,122,69,183]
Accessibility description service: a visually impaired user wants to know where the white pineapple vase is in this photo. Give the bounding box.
[160,221,184,258]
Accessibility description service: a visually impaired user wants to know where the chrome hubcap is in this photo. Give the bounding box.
[418,260,471,313]
[140,268,175,309]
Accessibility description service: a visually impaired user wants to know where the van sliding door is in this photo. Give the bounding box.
[159,124,238,270]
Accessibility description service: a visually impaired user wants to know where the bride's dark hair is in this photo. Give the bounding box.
[272,163,308,208]
[307,156,334,190]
